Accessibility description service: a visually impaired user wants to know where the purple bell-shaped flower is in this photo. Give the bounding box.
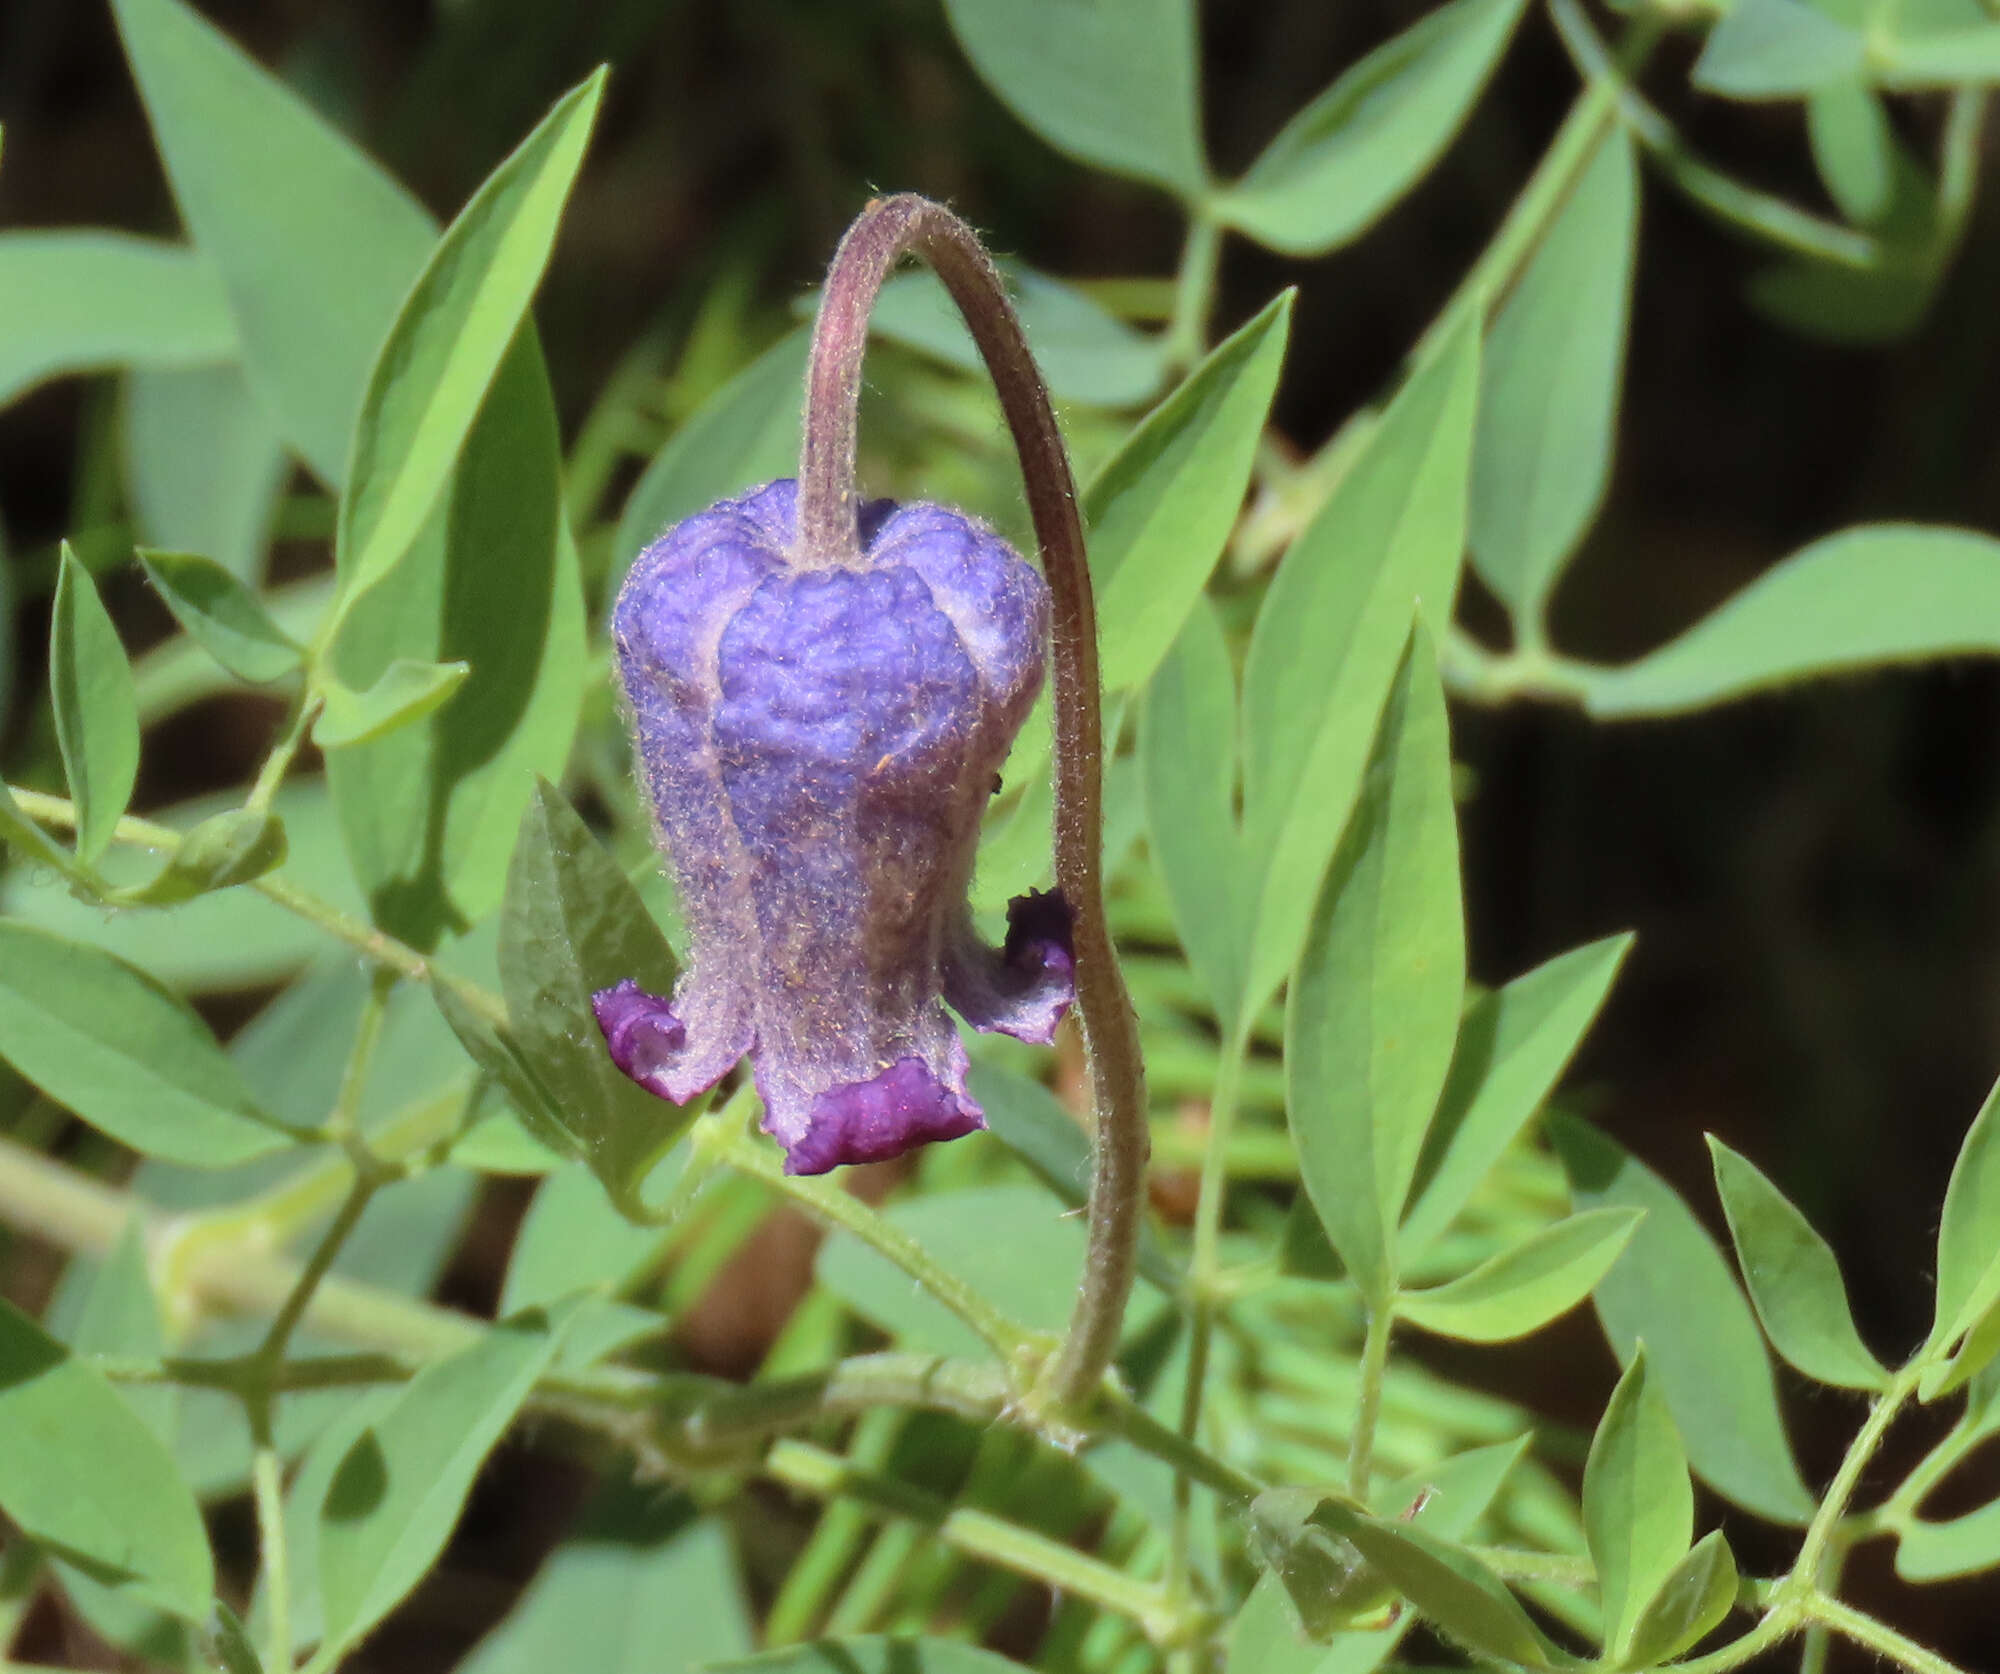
[593,477,1074,1175]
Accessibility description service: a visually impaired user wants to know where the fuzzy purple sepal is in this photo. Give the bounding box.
[593,479,1073,1176]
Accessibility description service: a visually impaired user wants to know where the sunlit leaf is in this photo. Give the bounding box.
[51,544,140,867]
[1309,1500,1553,1665]
[317,1307,566,1657]
[1586,526,2000,718]
[612,332,809,579]
[1622,1530,1739,1668]
[1402,933,1632,1258]
[1555,1115,1814,1523]
[1692,0,1866,97]
[1399,1208,1641,1343]
[1709,1137,1888,1390]
[1286,627,1464,1304]
[499,780,689,1205]
[113,0,435,485]
[0,232,234,408]
[338,71,604,599]
[1142,600,1248,1036]
[139,549,303,685]
[1221,0,1527,255]
[940,0,1206,196]
[456,1497,751,1674]
[324,336,586,945]
[0,1298,212,1622]
[1088,293,1292,694]
[314,659,472,748]
[0,921,297,1166]
[124,363,287,583]
[1470,128,1636,621]
[1583,1349,1691,1661]
[1241,312,1478,1014]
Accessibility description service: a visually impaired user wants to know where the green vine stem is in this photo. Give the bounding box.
[764,1438,1201,1643]
[1169,1033,1249,1601]
[11,787,508,1029]
[699,1114,1038,1368]
[1808,1592,1971,1674]
[798,194,1148,1417]
[1347,1300,1395,1498]
[1548,0,1885,272]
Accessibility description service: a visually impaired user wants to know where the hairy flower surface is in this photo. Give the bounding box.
[594,478,1073,1174]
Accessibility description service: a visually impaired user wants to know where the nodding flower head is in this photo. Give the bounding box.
[593,477,1074,1175]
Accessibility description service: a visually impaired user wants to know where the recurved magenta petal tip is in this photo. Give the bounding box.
[591,979,689,1103]
[779,1055,986,1177]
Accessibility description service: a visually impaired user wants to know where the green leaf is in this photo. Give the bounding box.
[0,232,235,408]
[968,1063,1178,1291]
[1621,1530,1739,1668]
[1583,1349,1692,1661]
[1309,1500,1552,1666]
[1226,1575,1350,1674]
[0,774,88,881]
[1088,292,1292,694]
[1878,24,2000,85]
[1402,933,1632,1259]
[138,549,303,684]
[338,71,604,600]
[1286,626,1464,1304]
[1586,526,2000,719]
[499,780,689,1205]
[456,1499,751,1674]
[1808,81,1897,225]
[501,1161,668,1313]
[1234,1440,1525,1666]
[1142,599,1248,1036]
[1554,1115,1815,1523]
[314,659,472,748]
[51,543,141,866]
[1470,129,1636,621]
[3,782,363,991]
[1219,0,1527,255]
[448,1107,566,1176]
[124,363,287,583]
[1245,1487,1398,1640]
[1921,1075,2000,1396]
[113,0,436,486]
[1747,260,1937,347]
[1691,0,1866,97]
[318,1307,565,1657]
[612,331,809,579]
[0,1297,212,1621]
[817,1185,1125,1360]
[940,0,1206,196]
[1709,1137,1888,1390]
[1932,1074,2000,1348]
[0,921,295,1166]
[1399,1207,1642,1343]
[431,981,574,1161]
[324,334,586,946]
[209,1601,264,1674]
[253,1387,397,1658]
[713,1637,1027,1674]
[1241,311,1479,1014]
[843,266,1165,408]
[1897,1490,2000,1582]
[108,806,288,906]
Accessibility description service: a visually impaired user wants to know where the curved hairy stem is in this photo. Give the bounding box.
[800,195,1148,1413]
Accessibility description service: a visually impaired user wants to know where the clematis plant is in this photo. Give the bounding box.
[593,195,1148,1407]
